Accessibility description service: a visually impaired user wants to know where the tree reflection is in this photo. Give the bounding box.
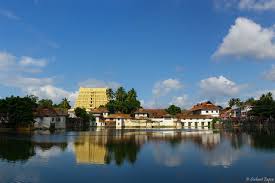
[105,137,141,166]
[0,136,35,162]
[249,127,275,151]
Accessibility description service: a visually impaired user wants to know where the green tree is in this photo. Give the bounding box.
[0,96,38,127]
[106,88,115,101]
[166,105,181,116]
[245,97,255,106]
[115,87,127,102]
[58,98,71,109]
[105,87,141,114]
[74,107,95,123]
[38,99,53,108]
[228,98,242,108]
[124,88,141,114]
[250,92,275,119]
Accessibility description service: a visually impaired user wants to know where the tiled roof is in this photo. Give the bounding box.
[90,107,109,113]
[105,113,131,119]
[134,109,168,118]
[34,108,68,117]
[190,101,219,111]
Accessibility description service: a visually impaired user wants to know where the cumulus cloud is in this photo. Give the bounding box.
[170,95,189,108]
[213,17,275,59]
[78,78,121,89]
[25,85,78,103]
[199,76,245,98]
[264,65,275,81]
[153,79,183,97]
[0,51,78,104]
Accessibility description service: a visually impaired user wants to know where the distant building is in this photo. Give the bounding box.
[104,113,132,128]
[34,108,68,129]
[90,107,110,127]
[177,114,213,128]
[190,101,220,117]
[241,105,253,118]
[74,87,109,111]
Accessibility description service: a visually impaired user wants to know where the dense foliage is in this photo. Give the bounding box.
[38,98,71,109]
[0,95,38,127]
[74,107,95,123]
[249,92,275,119]
[166,105,181,116]
[228,92,275,120]
[105,87,141,114]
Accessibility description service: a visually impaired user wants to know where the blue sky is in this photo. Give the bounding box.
[0,0,275,108]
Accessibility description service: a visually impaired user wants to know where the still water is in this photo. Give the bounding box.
[0,128,275,183]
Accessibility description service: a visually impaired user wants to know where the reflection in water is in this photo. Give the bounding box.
[73,130,222,166]
[73,130,143,165]
[0,127,275,183]
[0,136,35,162]
[74,132,108,164]
[0,133,68,163]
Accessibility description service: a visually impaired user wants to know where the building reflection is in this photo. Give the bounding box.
[74,131,108,164]
[72,129,222,166]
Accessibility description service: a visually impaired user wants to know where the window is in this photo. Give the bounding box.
[195,122,198,128]
[56,117,60,122]
[202,122,204,126]
[188,122,191,127]
[52,118,55,122]
[206,111,208,113]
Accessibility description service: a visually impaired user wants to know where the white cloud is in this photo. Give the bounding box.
[0,9,20,20]
[253,89,275,99]
[153,79,183,97]
[19,56,47,67]
[78,78,121,89]
[25,85,78,103]
[239,0,275,11]
[0,51,77,104]
[170,95,189,108]
[214,0,275,11]
[199,76,245,98]
[264,65,275,81]
[213,17,275,59]
[0,51,16,70]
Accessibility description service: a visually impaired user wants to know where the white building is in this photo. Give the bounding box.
[104,113,131,128]
[190,101,220,117]
[178,115,213,128]
[34,108,67,129]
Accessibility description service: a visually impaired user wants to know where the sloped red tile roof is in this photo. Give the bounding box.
[190,101,219,111]
[34,108,68,117]
[105,113,131,119]
[134,109,168,118]
[90,107,109,113]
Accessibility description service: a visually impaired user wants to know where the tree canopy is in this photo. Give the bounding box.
[74,107,95,123]
[249,92,275,119]
[57,98,71,109]
[0,95,38,127]
[106,87,141,114]
[166,105,181,116]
